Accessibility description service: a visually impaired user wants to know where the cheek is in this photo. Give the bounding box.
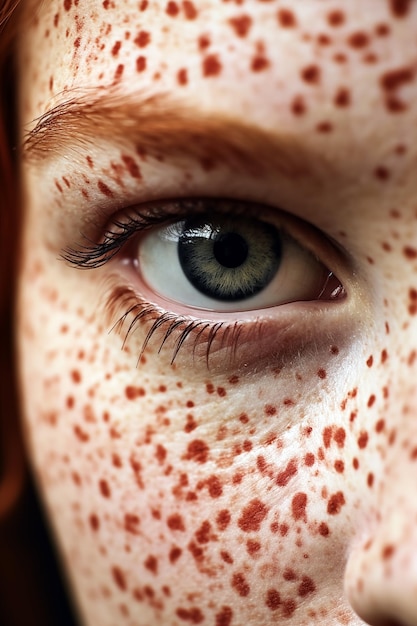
[18,257,393,626]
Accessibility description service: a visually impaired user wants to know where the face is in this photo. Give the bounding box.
[16,1,417,624]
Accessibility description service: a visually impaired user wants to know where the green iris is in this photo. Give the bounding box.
[178,214,282,301]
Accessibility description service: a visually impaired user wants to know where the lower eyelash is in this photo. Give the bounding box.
[105,283,246,367]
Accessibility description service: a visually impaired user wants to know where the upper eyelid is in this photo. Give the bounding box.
[61,197,344,273]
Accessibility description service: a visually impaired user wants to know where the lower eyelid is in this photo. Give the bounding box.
[102,269,354,375]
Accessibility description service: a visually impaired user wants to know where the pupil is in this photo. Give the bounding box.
[213,232,249,269]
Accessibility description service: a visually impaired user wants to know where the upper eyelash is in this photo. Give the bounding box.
[61,198,278,270]
[61,211,173,269]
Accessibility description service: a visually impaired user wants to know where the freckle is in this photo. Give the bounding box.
[283,568,297,581]
[251,55,270,72]
[121,154,141,179]
[99,479,111,498]
[367,394,376,408]
[134,30,150,47]
[239,413,249,424]
[408,350,417,366]
[304,453,315,467]
[265,588,281,610]
[277,8,297,28]
[298,576,316,597]
[198,34,210,50]
[327,10,346,27]
[327,491,345,515]
[382,544,396,561]
[215,606,233,626]
[184,414,197,433]
[389,0,412,18]
[228,14,252,37]
[238,498,268,532]
[73,424,89,442]
[111,40,121,57]
[318,522,330,537]
[366,355,374,368]
[140,0,148,9]
[301,64,321,84]
[334,87,351,107]
[323,426,332,448]
[292,492,307,522]
[217,387,226,397]
[318,447,325,461]
[177,68,188,85]
[98,180,113,197]
[155,444,167,465]
[136,56,147,72]
[207,475,223,498]
[317,368,327,379]
[124,513,140,535]
[367,472,374,488]
[404,246,417,260]
[63,0,72,10]
[347,31,369,49]
[353,457,359,470]
[395,143,407,155]
[166,0,179,15]
[291,95,307,116]
[246,539,261,556]
[203,54,222,77]
[334,460,344,473]
[125,386,145,400]
[72,471,81,486]
[220,550,233,564]
[66,396,74,409]
[114,63,125,82]
[333,53,347,64]
[358,431,369,449]
[111,566,127,591]
[376,23,390,36]
[71,369,81,383]
[374,166,390,181]
[231,572,250,597]
[169,546,182,564]
[167,513,186,531]
[144,555,158,575]
[183,1,198,19]
[89,513,100,531]
[276,459,298,487]
[279,523,289,537]
[184,439,209,463]
[264,404,277,416]
[282,599,297,618]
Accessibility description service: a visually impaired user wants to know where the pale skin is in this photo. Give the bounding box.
[16,0,417,624]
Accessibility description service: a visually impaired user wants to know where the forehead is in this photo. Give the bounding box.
[21,1,417,117]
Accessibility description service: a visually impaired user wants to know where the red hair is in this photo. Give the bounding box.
[0,0,24,523]
[0,9,77,625]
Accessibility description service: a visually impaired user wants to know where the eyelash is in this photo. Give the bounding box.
[63,198,345,368]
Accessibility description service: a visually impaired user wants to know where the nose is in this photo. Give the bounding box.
[345,443,417,626]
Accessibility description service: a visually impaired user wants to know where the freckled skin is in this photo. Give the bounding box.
[16,1,417,625]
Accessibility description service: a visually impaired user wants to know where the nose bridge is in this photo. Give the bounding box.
[345,396,417,626]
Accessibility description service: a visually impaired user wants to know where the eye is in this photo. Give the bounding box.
[136,212,344,313]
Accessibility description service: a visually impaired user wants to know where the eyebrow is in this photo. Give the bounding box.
[22,90,323,179]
